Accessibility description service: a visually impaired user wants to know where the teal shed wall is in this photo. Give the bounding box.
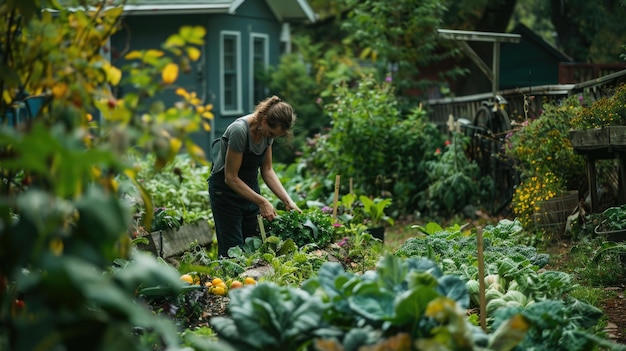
[499,25,571,90]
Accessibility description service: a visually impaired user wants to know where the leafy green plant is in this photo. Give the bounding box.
[128,153,212,228]
[358,195,394,227]
[210,254,506,351]
[264,207,336,248]
[596,205,626,232]
[424,134,484,216]
[491,299,618,351]
[210,282,327,351]
[327,223,384,273]
[150,207,182,232]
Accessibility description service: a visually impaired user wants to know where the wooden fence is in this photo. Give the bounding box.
[426,69,626,131]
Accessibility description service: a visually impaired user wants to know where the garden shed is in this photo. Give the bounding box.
[498,23,572,90]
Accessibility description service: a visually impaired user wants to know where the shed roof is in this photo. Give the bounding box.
[510,23,571,62]
[121,0,316,22]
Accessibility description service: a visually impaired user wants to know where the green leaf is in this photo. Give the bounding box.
[392,286,438,325]
[375,254,407,291]
[349,289,396,321]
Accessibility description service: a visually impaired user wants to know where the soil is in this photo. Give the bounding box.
[602,289,626,344]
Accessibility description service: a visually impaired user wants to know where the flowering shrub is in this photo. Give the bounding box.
[571,83,626,129]
[506,96,585,188]
[506,96,587,223]
[512,170,566,228]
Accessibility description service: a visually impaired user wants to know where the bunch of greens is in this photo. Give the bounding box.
[264,207,337,248]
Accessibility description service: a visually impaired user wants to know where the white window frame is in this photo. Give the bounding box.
[220,31,242,115]
[249,33,269,107]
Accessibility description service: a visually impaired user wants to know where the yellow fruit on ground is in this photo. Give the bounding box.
[180,274,194,284]
[215,281,227,289]
[244,277,256,285]
[230,280,243,289]
[205,281,212,288]
[212,286,226,296]
[211,277,223,286]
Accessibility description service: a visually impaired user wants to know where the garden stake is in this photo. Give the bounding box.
[159,230,163,258]
[257,214,267,243]
[477,226,487,331]
[333,175,340,221]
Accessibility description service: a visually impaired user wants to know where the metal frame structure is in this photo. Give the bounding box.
[437,29,521,98]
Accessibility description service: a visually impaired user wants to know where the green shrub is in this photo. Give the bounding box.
[298,74,443,215]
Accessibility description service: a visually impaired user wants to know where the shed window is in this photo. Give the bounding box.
[220,31,242,114]
[250,34,269,105]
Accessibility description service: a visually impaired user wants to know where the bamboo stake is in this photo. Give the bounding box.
[349,178,353,194]
[333,175,340,221]
[257,214,267,243]
[477,226,487,331]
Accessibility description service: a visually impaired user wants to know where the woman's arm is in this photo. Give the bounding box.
[260,145,301,213]
[223,147,277,220]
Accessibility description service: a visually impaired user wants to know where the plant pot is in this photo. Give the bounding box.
[532,190,579,234]
[366,226,385,242]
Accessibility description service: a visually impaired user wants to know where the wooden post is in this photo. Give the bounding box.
[477,226,487,331]
[257,214,267,243]
[349,178,353,195]
[333,175,340,221]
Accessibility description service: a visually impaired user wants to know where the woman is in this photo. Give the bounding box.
[209,95,301,258]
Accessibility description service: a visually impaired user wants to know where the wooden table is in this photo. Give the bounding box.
[570,126,626,213]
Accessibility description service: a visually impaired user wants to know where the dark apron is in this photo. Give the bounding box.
[208,142,267,257]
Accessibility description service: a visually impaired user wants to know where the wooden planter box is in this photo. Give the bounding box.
[569,126,626,150]
[137,220,213,258]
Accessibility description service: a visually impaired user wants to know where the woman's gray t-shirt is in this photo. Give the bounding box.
[211,116,273,174]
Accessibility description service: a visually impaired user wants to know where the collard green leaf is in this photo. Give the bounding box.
[436,274,470,310]
[349,290,396,321]
[375,254,407,291]
[212,282,324,351]
[392,286,439,325]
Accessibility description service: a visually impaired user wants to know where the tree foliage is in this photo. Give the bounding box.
[0,1,213,349]
[342,0,460,97]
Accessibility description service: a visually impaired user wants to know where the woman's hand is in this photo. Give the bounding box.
[284,200,302,213]
[259,200,278,221]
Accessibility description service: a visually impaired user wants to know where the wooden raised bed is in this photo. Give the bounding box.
[137,220,213,258]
